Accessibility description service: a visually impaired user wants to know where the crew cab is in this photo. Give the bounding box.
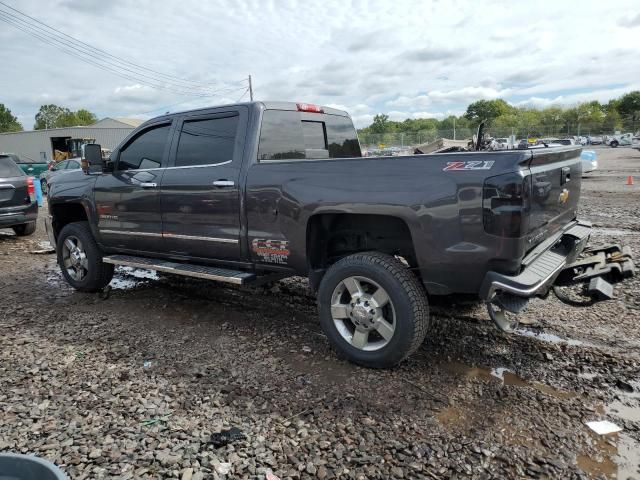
[45,101,618,368]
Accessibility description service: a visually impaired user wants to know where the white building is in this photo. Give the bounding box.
[0,117,143,162]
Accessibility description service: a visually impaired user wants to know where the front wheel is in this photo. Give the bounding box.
[57,221,114,292]
[317,252,430,368]
[611,141,619,148]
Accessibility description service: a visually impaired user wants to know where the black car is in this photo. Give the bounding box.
[0,154,38,236]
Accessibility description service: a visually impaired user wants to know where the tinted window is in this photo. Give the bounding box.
[0,156,24,177]
[301,121,326,150]
[68,160,81,169]
[55,161,68,170]
[176,115,238,167]
[258,110,361,161]
[118,124,170,170]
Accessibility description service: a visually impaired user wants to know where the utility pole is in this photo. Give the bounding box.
[248,75,254,101]
[453,117,456,140]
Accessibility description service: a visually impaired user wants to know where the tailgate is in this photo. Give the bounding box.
[0,176,29,207]
[526,146,582,247]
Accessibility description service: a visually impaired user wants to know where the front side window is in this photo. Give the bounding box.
[258,110,361,161]
[118,124,170,170]
[0,156,24,177]
[175,115,239,167]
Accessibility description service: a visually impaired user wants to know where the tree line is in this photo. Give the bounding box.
[0,104,98,132]
[359,91,640,140]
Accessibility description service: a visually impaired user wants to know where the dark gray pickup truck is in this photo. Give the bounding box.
[45,101,633,368]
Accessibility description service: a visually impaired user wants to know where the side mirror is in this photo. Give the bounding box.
[83,143,104,174]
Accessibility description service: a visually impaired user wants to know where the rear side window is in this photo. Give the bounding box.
[118,124,170,170]
[175,115,239,167]
[0,156,24,177]
[258,110,361,161]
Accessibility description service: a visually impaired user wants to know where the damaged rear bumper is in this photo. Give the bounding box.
[479,220,592,302]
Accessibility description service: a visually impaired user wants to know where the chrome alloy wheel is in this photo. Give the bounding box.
[330,276,396,351]
[62,235,89,281]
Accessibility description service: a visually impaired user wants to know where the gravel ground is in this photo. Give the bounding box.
[0,146,639,479]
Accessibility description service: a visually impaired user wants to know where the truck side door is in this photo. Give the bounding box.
[94,121,173,253]
[160,107,247,261]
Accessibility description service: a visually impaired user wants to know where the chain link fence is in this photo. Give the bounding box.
[359,120,639,152]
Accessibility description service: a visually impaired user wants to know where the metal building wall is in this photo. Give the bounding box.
[0,126,134,162]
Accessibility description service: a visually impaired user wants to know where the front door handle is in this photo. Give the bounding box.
[140,182,157,188]
[213,180,235,187]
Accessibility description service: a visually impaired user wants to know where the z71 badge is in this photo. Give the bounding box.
[252,238,290,265]
[443,160,495,171]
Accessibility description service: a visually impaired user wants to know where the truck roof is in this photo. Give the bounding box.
[146,101,350,125]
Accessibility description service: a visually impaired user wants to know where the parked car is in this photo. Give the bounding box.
[589,135,603,145]
[39,158,83,194]
[45,101,613,368]
[0,153,49,178]
[581,150,598,173]
[606,133,634,148]
[579,136,589,146]
[0,154,38,236]
[632,134,640,151]
[554,139,576,146]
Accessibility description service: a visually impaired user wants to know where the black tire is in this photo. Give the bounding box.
[611,141,618,148]
[40,179,48,195]
[57,221,114,292]
[12,222,36,236]
[317,252,429,368]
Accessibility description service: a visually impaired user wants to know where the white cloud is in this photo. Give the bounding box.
[0,0,638,130]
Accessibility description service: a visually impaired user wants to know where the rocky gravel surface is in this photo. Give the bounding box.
[0,146,639,479]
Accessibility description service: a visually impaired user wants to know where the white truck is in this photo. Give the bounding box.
[606,132,634,147]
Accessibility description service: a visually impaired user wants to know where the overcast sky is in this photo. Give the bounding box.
[1,0,639,129]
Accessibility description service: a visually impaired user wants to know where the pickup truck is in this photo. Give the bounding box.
[44,101,618,368]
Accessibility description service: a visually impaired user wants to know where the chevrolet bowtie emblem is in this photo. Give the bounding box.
[558,188,570,205]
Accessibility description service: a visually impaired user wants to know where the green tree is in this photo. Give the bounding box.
[0,104,23,132]
[34,104,70,129]
[464,99,513,125]
[617,91,640,130]
[34,104,98,129]
[370,114,392,134]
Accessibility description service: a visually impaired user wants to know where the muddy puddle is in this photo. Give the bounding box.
[592,227,640,236]
[439,361,575,399]
[109,266,159,290]
[579,379,640,478]
[515,328,588,347]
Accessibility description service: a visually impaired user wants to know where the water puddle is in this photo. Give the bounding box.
[440,361,575,399]
[592,227,640,236]
[110,267,159,290]
[515,328,592,347]
[579,380,640,478]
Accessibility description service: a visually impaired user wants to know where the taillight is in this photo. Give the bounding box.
[26,176,35,202]
[482,172,530,237]
[297,103,324,113]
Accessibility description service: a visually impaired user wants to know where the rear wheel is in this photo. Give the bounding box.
[12,222,36,236]
[318,252,429,368]
[40,179,48,195]
[611,141,619,148]
[57,221,113,292]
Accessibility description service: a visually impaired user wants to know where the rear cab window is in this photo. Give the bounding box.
[0,155,25,177]
[258,110,361,161]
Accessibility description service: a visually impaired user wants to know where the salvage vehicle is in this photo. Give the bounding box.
[39,158,82,194]
[606,132,633,148]
[0,153,37,236]
[44,101,635,368]
[1,152,49,178]
[632,134,640,152]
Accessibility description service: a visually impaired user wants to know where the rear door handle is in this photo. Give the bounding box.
[213,180,235,187]
[140,182,157,188]
[561,167,571,185]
